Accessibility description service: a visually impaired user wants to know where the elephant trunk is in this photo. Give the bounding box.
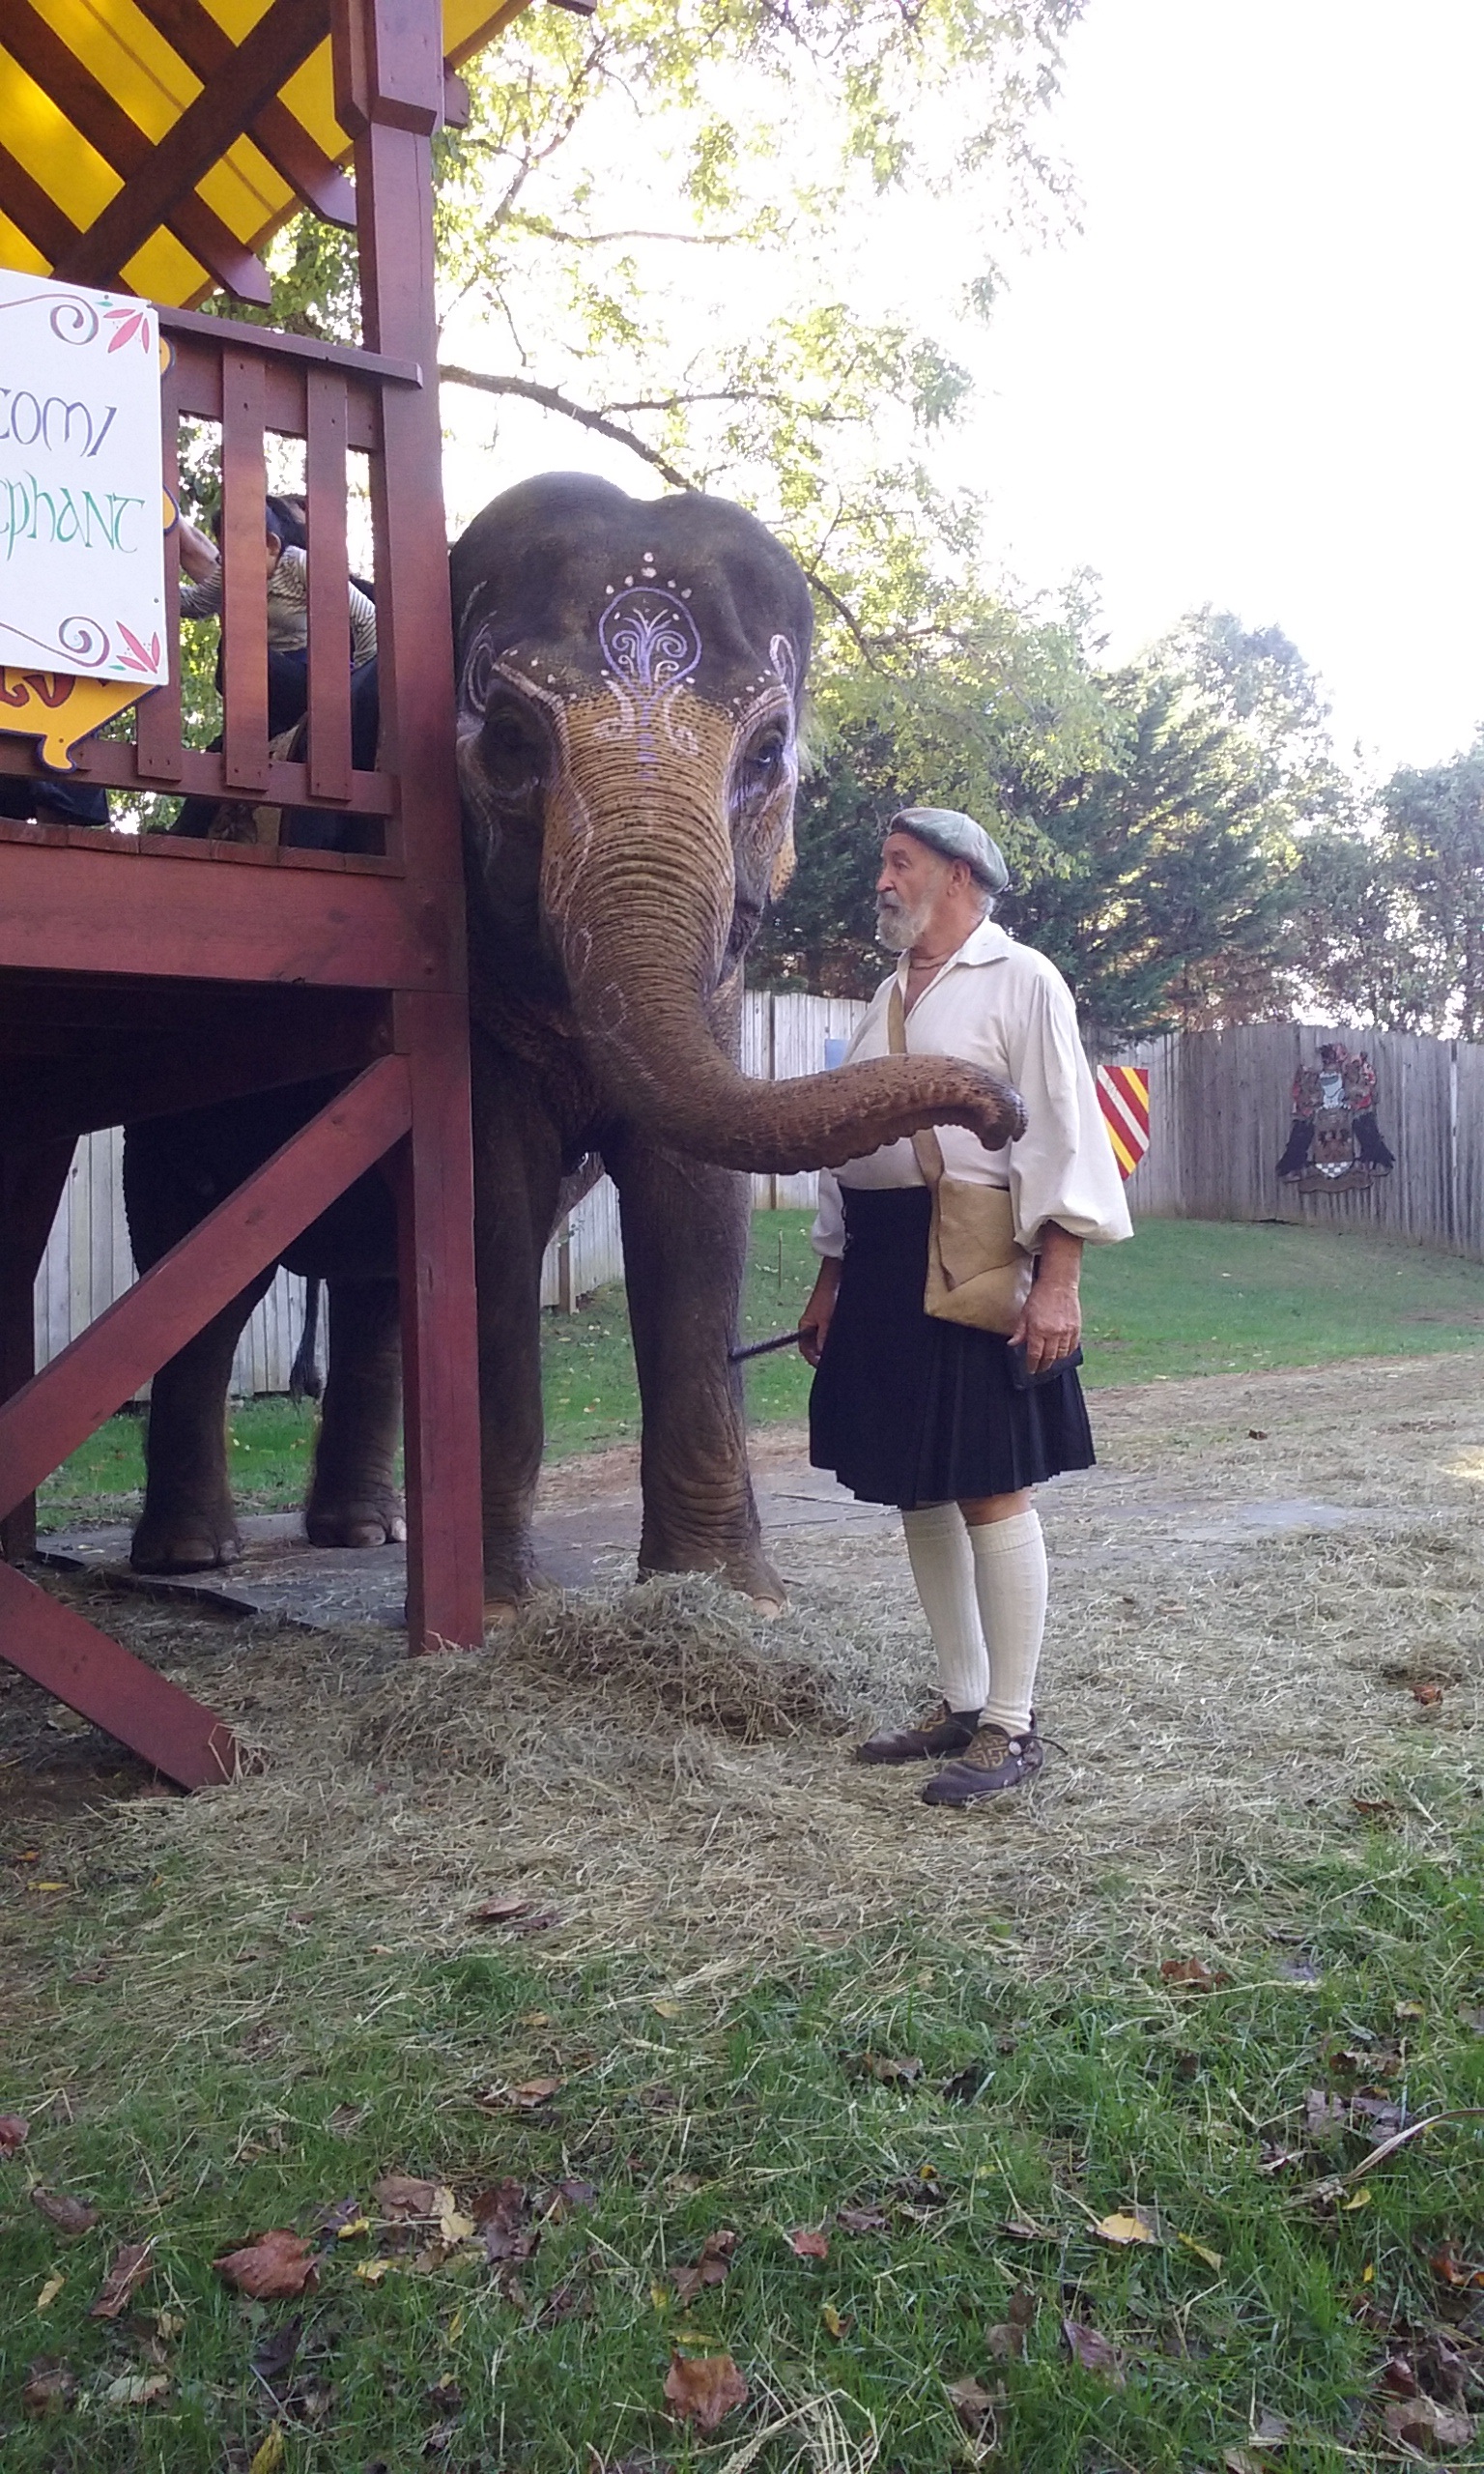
[545,732,1026,1174]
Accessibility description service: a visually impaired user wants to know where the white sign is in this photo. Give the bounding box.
[0,270,166,687]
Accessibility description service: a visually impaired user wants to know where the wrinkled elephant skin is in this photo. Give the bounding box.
[453,475,1023,1613]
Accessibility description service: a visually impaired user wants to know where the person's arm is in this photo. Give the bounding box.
[1009,1222,1082,1373]
[799,1255,842,1368]
[177,516,222,617]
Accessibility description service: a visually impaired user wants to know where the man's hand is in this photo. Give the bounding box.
[799,1258,842,1367]
[1009,1223,1083,1375]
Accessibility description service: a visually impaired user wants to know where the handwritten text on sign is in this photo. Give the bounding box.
[0,271,165,687]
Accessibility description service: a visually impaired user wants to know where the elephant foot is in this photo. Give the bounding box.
[638,1541,788,1614]
[305,1489,407,1549]
[130,1506,243,1574]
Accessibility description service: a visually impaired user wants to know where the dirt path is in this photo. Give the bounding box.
[5,1351,1481,1970]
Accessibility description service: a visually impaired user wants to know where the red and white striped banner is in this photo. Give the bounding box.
[1097,1065,1150,1180]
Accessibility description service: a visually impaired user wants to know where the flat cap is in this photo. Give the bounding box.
[889,806,1009,892]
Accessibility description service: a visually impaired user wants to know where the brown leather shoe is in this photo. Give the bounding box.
[856,1700,981,1765]
[921,1715,1044,1804]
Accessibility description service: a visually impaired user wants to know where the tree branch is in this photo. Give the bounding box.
[438,364,696,491]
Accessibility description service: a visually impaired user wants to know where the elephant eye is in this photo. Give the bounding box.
[738,726,788,802]
[478,699,547,806]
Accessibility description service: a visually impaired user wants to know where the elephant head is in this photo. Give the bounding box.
[451,474,1024,1171]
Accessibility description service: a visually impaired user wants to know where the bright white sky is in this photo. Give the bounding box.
[951,0,1484,776]
[443,0,1484,782]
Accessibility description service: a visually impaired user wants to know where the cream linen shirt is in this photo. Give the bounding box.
[811,915,1133,1260]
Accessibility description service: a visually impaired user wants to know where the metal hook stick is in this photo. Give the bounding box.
[728,1324,816,1365]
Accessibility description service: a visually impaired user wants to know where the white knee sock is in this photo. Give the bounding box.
[968,1509,1047,1735]
[900,1503,988,1713]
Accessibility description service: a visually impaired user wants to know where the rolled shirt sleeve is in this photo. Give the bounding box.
[811,1167,846,1260]
[1003,968,1132,1251]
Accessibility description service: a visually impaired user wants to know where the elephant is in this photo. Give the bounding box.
[122,471,1026,1609]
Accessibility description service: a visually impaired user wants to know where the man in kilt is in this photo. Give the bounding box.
[800,810,1131,1805]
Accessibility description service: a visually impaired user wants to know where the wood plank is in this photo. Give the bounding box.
[305,369,354,801]
[134,343,185,783]
[160,305,419,390]
[0,741,395,815]
[0,140,82,266]
[4,0,271,303]
[129,0,356,228]
[56,0,332,292]
[0,1564,243,1789]
[0,1054,412,1520]
[220,351,271,795]
[390,992,483,1653]
[0,839,445,990]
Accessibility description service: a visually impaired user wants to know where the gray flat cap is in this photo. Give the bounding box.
[889,806,1009,891]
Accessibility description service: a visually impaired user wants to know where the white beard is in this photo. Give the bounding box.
[875,891,934,953]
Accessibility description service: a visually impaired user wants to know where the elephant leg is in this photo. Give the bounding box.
[607,1129,784,1608]
[131,1269,275,1572]
[471,1043,564,1619]
[306,1277,406,1548]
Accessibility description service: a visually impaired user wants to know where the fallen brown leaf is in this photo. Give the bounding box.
[213,2230,319,2300]
[1159,1957,1231,1993]
[469,1894,531,1923]
[544,2176,596,2220]
[1382,2396,1472,2455]
[30,2187,99,2238]
[511,2078,563,2109]
[90,2239,155,2319]
[663,2349,748,2433]
[21,2358,74,2417]
[1430,2239,1484,2287]
[1251,2406,1291,2445]
[864,2054,923,2085]
[1257,2144,1302,2174]
[787,2227,829,2259]
[1062,2316,1125,2384]
[103,2372,170,2407]
[986,2287,1036,2359]
[946,2373,1001,2430]
[0,2114,31,2156]
[1303,2089,1350,2135]
[374,2174,446,2221]
[1412,1683,1444,1706]
[1000,2215,1057,2239]
[471,2180,538,2264]
[836,2204,889,2234]
[673,2229,738,2304]
[1247,1428,1269,1440]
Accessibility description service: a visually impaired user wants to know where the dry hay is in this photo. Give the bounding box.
[353,1574,854,1776]
[18,1350,1484,1987]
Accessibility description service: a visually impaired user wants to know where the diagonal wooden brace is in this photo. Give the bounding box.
[0,1054,411,1521]
[0,1056,412,1791]
[0,1563,243,1790]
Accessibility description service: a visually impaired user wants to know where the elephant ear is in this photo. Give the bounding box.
[770,815,797,901]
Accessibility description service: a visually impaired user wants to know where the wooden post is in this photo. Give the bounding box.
[336,0,485,1652]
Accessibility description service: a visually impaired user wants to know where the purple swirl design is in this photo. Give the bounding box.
[0,615,110,667]
[0,293,101,347]
[598,589,701,694]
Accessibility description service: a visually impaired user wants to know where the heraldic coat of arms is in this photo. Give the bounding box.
[1276,1041,1395,1192]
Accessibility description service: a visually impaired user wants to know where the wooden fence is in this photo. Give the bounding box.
[34,991,868,1393]
[1109,1022,1484,1259]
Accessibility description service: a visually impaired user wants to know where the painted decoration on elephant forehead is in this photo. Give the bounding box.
[597,580,703,775]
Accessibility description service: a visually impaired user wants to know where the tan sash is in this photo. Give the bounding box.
[888,982,1032,1336]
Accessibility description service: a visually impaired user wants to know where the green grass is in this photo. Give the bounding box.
[3,1802,1483,2468]
[38,1216,1484,1529]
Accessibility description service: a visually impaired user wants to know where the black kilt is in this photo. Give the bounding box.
[809,1185,1096,1509]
